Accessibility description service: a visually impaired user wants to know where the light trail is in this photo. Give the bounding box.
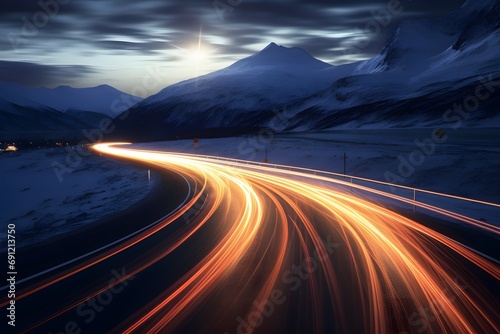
[7,142,499,334]
[94,143,499,334]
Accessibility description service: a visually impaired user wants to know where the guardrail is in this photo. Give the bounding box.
[164,151,500,232]
[182,152,500,207]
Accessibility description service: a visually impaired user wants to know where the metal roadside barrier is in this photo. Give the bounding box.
[167,152,500,231]
[184,152,499,208]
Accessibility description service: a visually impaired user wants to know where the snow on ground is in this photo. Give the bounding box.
[1,127,498,248]
[133,128,500,201]
[0,147,154,247]
[134,127,500,226]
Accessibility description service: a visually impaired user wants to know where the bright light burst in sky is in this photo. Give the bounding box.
[0,0,464,94]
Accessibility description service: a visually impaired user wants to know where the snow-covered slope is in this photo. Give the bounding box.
[0,147,154,247]
[0,98,103,134]
[365,0,500,87]
[0,90,112,140]
[0,82,142,118]
[113,0,499,141]
[0,82,144,140]
[285,0,500,130]
[147,42,334,103]
[113,43,361,140]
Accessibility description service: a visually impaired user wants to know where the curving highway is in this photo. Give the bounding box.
[2,142,499,334]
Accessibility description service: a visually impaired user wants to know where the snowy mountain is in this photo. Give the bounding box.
[360,0,500,85]
[148,42,334,99]
[0,97,105,140]
[0,82,142,117]
[285,0,500,129]
[113,43,360,140]
[112,0,499,141]
[0,82,143,141]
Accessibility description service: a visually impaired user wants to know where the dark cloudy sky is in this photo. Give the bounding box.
[0,0,464,95]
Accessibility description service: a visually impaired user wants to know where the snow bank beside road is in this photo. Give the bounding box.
[0,147,153,247]
[134,128,500,203]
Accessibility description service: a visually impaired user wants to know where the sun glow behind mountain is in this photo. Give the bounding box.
[0,0,467,93]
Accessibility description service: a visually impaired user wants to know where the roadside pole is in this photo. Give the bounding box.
[194,138,199,153]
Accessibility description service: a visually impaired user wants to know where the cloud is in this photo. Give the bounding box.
[0,0,464,55]
[216,0,463,63]
[0,61,95,87]
[0,0,465,89]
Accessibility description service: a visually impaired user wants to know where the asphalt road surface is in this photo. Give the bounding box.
[1,143,498,334]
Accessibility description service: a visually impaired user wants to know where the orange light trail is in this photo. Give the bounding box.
[7,142,499,334]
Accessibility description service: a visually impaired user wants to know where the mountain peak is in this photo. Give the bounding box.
[0,82,142,117]
[229,42,332,70]
[53,84,115,91]
[258,42,308,57]
[262,42,281,51]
